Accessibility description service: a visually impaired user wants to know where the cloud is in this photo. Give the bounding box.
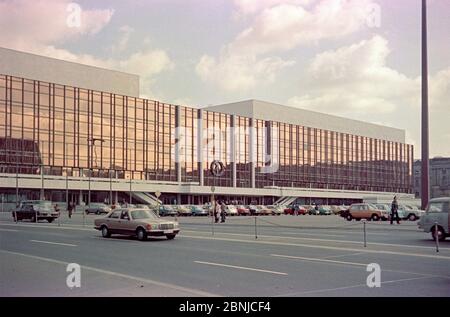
[287,35,450,157]
[0,0,174,100]
[0,0,113,49]
[196,53,294,92]
[196,0,378,92]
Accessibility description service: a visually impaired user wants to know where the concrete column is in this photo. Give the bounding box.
[197,109,204,187]
[175,105,182,184]
[249,118,256,188]
[231,115,237,188]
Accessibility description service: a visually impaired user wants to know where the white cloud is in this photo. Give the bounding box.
[197,0,378,92]
[287,35,450,157]
[111,25,134,54]
[196,53,294,92]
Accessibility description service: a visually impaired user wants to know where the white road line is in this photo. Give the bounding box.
[181,234,450,260]
[0,228,18,232]
[30,240,77,247]
[271,254,368,267]
[181,230,450,252]
[0,249,218,297]
[270,253,450,279]
[278,276,433,296]
[323,252,366,259]
[194,261,288,276]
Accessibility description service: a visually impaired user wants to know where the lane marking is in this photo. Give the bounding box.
[271,254,367,267]
[194,261,288,276]
[182,230,450,252]
[270,254,450,279]
[0,250,219,297]
[323,252,366,259]
[30,240,77,247]
[180,234,450,260]
[277,276,434,296]
[0,228,18,232]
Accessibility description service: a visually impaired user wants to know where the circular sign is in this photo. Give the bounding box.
[210,160,225,177]
[155,191,161,198]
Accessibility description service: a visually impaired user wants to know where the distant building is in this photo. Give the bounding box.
[414,157,450,198]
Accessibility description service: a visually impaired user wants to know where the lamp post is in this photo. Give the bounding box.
[87,137,105,207]
[421,0,430,210]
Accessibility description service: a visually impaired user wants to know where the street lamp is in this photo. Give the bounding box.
[87,137,105,207]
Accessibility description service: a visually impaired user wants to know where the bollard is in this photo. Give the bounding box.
[211,212,215,236]
[14,211,17,223]
[254,216,258,240]
[35,211,38,223]
[362,219,367,248]
[434,222,440,253]
[82,206,85,227]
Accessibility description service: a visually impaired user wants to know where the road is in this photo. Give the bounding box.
[1,211,449,297]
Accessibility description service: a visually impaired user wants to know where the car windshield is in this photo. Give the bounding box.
[427,202,447,213]
[368,203,378,209]
[164,206,174,211]
[131,209,158,220]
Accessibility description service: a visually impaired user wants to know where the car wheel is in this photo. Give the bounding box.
[346,214,353,221]
[30,215,36,222]
[166,234,176,240]
[101,226,111,238]
[85,210,89,215]
[431,226,446,242]
[371,214,380,221]
[408,214,417,221]
[136,228,147,241]
[96,211,100,215]
[47,218,54,223]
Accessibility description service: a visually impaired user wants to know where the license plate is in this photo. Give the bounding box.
[164,230,174,234]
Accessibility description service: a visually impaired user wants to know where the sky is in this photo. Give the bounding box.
[0,0,449,158]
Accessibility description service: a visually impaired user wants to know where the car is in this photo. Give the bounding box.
[176,205,192,216]
[12,200,60,223]
[189,205,208,216]
[85,203,112,215]
[267,205,283,215]
[418,197,450,241]
[94,208,180,241]
[236,205,250,216]
[398,204,422,221]
[256,205,272,215]
[283,204,307,215]
[346,203,388,221]
[157,205,177,217]
[317,206,332,215]
[224,205,239,216]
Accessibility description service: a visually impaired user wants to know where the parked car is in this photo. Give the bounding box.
[267,205,283,215]
[158,205,177,217]
[256,205,272,215]
[94,208,180,241]
[346,203,388,221]
[12,200,60,223]
[284,204,307,215]
[237,205,250,216]
[248,205,260,216]
[308,206,320,215]
[189,205,208,216]
[317,206,332,215]
[418,197,450,241]
[398,205,423,221]
[224,205,239,216]
[85,203,112,215]
[176,205,192,216]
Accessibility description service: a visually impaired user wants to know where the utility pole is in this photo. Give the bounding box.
[421,0,430,210]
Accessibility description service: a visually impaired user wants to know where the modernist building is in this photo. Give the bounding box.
[0,47,415,208]
[414,157,450,199]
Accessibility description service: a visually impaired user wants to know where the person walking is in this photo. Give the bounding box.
[67,201,73,219]
[390,196,401,225]
[214,201,220,223]
[220,202,227,223]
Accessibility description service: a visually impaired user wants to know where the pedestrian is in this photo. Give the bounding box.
[214,201,220,223]
[294,204,299,216]
[67,201,73,219]
[220,202,227,223]
[390,196,401,225]
[54,203,60,217]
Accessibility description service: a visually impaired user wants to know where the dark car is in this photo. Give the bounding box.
[12,200,60,223]
[85,203,112,215]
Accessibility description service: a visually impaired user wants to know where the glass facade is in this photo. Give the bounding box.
[0,74,413,194]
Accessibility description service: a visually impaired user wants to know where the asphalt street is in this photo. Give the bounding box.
[1,211,449,297]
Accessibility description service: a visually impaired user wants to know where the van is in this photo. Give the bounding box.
[418,197,450,241]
